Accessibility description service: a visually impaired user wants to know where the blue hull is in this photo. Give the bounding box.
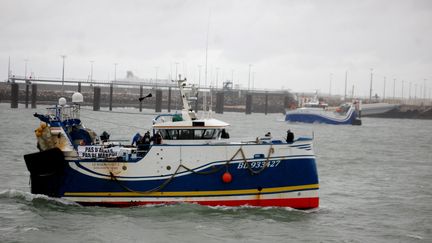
[61,157,318,195]
[285,109,361,125]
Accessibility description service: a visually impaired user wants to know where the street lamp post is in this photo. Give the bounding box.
[24,59,28,79]
[114,63,118,81]
[198,65,202,87]
[155,66,159,87]
[175,62,179,80]
[61,55,66,95]
[369,68,373,101]
[90,61,94,85]
[248,64,252,91]
[215,67,219,89]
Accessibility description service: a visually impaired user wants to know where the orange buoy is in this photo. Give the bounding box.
[222,171,232,183]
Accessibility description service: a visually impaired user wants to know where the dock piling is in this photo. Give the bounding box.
[93,86,101,111]
[139,85,143,112]
[245,93,252,114]
[155,89,162,112]
[25,82,30,108]
[168,87,172,112]
[31,83,37,108]
[11,83,18,108]
[265,92,268,115]
[109,83,113,111]
[216,91,224,114]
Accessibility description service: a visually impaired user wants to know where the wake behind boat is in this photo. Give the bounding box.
[23,78,319,209]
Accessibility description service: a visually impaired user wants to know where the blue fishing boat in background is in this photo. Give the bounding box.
[285,95,362,125]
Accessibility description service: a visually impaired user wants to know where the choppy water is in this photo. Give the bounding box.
[0,103,431,242]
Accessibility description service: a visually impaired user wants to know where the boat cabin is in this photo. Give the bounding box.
[152,117,230,144]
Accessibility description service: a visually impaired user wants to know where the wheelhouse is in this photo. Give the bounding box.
[152,117,230,143]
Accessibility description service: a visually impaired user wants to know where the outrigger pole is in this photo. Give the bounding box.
[138,93,152,102]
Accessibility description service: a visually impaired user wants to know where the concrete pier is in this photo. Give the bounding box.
[2,77,299,113]
[31,83,37,108]
[155,89,162,112]
[245,94,252,114]
[93,86,101,111]
[11,83,18,108]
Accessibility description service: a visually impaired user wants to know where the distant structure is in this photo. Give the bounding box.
[223,81,233,91]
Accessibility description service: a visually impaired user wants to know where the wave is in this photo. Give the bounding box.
[0,189,80,206]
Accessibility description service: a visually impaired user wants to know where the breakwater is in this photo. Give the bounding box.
[0,82,295,114]
[366,105,432,119]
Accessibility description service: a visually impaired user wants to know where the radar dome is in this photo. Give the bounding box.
[72,92,84,103]
[58,97,67,106]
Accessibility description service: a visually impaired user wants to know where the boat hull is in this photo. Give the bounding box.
[285,108,361,125]
[25,143,319,209]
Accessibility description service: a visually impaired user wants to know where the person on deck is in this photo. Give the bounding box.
[131,133,142,146]
[286,129,294,143]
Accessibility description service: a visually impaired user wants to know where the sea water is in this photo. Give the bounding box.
[0,103,431,242]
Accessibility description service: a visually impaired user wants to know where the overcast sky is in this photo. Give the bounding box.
[1,0,431,97]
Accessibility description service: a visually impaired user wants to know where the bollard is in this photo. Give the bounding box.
[168,87,172,112]
[93,86,101,111]
[216,91,224,114]
[155,89,162,112]
[139,85,143,112]
[25,82,30,108]
[109,84,113,111]
[31,83,37,108]
[11,83,19,108]
[245,93,252,114]
[264,92,268,115]
[78,82,81,92]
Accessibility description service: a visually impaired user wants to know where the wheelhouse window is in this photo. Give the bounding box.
[158,129,220,140]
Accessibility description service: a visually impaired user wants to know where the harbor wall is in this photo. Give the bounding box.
[0,82,295,114]
[365,105,432,119]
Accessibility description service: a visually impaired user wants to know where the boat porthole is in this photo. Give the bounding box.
[297,192,301,196]
[160,157,163,160]
[166,165,171,170]
[156,153,159,155]
[122,166,127,171]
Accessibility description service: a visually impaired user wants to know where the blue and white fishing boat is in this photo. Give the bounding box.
[285,95,362,125]
[24,79,319,209]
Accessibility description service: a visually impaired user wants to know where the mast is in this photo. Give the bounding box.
[344,71,347,101]
[177,76,196,121]
[203,10,211,113]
